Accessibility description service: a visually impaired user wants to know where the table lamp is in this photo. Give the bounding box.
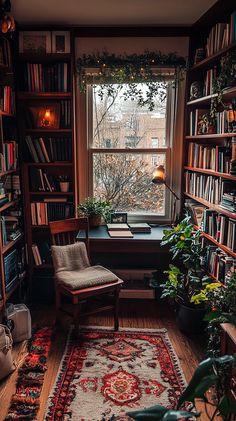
[152,164,180,225]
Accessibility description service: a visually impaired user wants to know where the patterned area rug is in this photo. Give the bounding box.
[45,327,186,421]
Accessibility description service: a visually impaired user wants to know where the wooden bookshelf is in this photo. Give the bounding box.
[0,35,27,311]
[17,30,77,286]
[183,6,236,286]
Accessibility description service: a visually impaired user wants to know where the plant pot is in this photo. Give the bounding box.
[59,182,69,193]
[207,124,216,134]
[176,303,206,335]
[88,214,102,228]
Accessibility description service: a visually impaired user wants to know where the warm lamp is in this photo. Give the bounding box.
[41,109,51,127]
[152,164,180,225]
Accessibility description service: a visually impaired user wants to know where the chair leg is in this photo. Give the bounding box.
[114,287,120,331]
[73,301,79,336]
[55,289,61,326]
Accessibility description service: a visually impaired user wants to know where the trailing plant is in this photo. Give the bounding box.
[78,197,112,222]
[76,51,186,111]
[213,51,236,96]
[127,355,236,420]
[161,216,222,307]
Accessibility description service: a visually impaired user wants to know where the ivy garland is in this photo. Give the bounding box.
[76,51,187,111]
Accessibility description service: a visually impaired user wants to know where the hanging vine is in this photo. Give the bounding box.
[76,51,186,111]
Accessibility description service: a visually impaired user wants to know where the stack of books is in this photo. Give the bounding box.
[1,215,22,245]
[220,193,236,212]
[22,62,69,92]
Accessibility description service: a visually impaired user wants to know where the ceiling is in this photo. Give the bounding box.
[11,0,217,26]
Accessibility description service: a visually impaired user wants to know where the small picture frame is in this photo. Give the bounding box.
[110,212,128,223]
[52,31,70,54]
[19,31,51,54]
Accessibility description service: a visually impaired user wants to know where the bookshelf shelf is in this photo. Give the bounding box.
[29,191,73,195]
[0,200,17,213]
[184,192,236,220]
[0,111,15,117]
[185,133,235,140]
[193,225,236,258]
[0,168,19,177]
[27,161,73,167]
[34,263,52,270]
[18,92,72,100]
[184,166,236,181]
[25,128,72,134]
[190,42,236,72]
[2,234,24,255]
[19,53,71,63]
[187,87,236,107]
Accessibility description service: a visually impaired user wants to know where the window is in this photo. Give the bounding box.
[88,82,173,220]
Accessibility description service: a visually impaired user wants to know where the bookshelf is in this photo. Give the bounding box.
[184,7,236,285]
[0,35,27,311]
[17,30,77,288]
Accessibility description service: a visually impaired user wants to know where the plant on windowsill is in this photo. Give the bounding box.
[78,197,112,228]
[160,215,222,334]
[127,354,236,420]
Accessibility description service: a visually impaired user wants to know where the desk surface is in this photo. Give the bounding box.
[78,225,168,241]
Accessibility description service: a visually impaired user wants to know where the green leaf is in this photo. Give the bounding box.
[193,374,219,398]
[203,310,222,321]
[218,395,236,416]
[127,406,200,421]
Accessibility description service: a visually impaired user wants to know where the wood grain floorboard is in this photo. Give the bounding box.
[0,300,213,421]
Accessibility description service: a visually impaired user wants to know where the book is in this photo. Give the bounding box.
[108,230,133,238]
[128,223,151,233]
[107,223,129,231]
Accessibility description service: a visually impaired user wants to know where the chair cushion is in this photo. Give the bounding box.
[51,242,90,273]
[55,265,119,290]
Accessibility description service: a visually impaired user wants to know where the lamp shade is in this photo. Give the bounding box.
[152,165,165,184]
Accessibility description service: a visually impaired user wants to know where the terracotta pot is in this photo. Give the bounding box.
[207,124,216,134]
[88,214,102,228]
[59,182,69,192]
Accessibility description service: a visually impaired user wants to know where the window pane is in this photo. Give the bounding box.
[93,153,166,215]
[92,84,167,149]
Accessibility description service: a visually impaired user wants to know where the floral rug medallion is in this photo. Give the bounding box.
[44,327,186,421]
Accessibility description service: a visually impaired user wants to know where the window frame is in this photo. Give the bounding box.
[86,82,176,223]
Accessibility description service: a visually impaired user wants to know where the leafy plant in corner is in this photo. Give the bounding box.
[160,216,222,308]
[127,355,236,420]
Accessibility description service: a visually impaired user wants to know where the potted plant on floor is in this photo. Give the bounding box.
[78,197,112,227]
[160,216,222,334]
[127,354,236,420]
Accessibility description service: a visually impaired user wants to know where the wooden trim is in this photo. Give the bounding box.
[189,42,236,72]
[194,0,236,27]
[185,133,235,140]
[73,26,192,38]
[76,91,88,202]
[194,226,236,259]
[90,148,168,153]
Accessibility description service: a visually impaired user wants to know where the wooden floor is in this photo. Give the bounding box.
[0,300,209,421]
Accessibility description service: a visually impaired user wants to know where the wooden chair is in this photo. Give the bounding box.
[49,217,123,332]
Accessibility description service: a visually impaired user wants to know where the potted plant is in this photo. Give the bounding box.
[160,216,222,334]
[59,176,70,193]
[78,197,112,227]
[127,354,236,420]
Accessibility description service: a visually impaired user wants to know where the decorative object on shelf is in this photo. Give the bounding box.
[28,104,60,129]
[59,175,70,192]
[128,354,236,421]
[78,197,112,227]
[189,81,203,100]
[152,164,179,225]
[19,31,51,54]
[41,109,51,127]
[110,212,127,224]
[51,31,70,54]
[0,0,15,33]
[230,136,236,175]
[45,327,187,420]
[160,216,222,334]
[76,51,186,111]
[193,47,206,64]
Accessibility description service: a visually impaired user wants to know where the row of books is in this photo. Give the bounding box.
[205,245,235,283]
[205,10,236,57]
[203,67,217,97]
[1,215,22,246]
[0,37,12,68]
[32,242,51,266]
[189,106,236,136]
[203,210,236,252]
[29,167,70,192]
[187,142,231,173]
[221,192,236,212]
[107,223,151,238]
[185,171,234,205]
[31,200,74,225]
[0,141,18,172]
[21,62,69,92]
[0,86,15,115]
[25,135,72,163]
